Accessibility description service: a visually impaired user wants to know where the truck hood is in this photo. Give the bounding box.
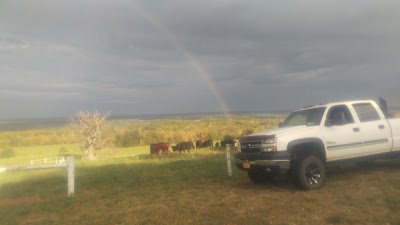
[247,125,310,137]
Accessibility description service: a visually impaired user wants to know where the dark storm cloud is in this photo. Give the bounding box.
[0,0,399,118]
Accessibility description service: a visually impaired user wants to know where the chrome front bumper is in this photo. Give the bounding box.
[235,159,290,170]
[234,151,291,172]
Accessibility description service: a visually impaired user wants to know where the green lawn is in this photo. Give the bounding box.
[1,145,400,225]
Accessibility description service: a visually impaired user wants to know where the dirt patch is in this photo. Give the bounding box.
[0,196,43,207]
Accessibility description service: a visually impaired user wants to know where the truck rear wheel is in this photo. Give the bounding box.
[293,155,326,190]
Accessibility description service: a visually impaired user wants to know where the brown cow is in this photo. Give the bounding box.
[150,143,172,154]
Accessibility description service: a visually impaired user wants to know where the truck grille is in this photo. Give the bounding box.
[240,140,262,154]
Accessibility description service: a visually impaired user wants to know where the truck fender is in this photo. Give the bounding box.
[287,138,326,161]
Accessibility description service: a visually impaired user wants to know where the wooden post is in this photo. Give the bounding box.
[225,144,232,176]
[67,156,75,197]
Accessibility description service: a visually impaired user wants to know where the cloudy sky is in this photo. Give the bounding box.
[1,0,399,119]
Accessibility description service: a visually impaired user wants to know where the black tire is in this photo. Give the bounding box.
[293,155,326,190]
[247,169,272,183]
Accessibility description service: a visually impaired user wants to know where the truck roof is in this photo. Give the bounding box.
[295,100,375,112]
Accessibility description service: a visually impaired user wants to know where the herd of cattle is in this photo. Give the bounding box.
[149,139,236,154]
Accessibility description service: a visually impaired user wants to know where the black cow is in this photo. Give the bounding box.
[220,139,236,147]
[174,141,195,153]
[215,142,220,148]
[201,139,213,149]
[195,140,202,149]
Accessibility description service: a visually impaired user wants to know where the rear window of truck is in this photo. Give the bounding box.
[352,103,381,122]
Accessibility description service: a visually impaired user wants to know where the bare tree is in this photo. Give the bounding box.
[69,110,114,160]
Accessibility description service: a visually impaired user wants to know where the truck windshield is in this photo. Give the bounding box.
[281,107,326,127]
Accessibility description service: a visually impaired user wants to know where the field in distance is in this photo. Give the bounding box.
[0,112,287,132]
[1,144,400,225]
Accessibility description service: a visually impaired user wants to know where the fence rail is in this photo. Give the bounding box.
[0,157,75,197]
[30,156,66,165]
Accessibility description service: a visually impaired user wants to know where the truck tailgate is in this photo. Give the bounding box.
[388,118,400,151]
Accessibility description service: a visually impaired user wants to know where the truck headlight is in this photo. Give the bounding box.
[263,138,277,144]
[262,137,277,152]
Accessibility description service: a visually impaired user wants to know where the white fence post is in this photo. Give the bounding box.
[67,157,75,197]
[225,144,232,176]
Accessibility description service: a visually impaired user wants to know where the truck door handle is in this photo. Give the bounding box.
[353,127,360,132]
[378,125,385,129]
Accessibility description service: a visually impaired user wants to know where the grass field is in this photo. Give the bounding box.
[1,145,400,225]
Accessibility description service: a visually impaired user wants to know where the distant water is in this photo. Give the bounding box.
[0,118,69,132]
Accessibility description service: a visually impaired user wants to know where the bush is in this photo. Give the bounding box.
[0,148,15,158]
[112,117,281,147]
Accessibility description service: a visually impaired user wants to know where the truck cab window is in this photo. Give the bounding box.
[281,107,326,127]
[352,103,381,122]
[325,105,354,126]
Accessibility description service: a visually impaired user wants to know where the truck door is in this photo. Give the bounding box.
[321,104,365,160]
[352,102,392,154]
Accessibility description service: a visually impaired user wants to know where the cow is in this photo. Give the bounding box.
[174,141,195,153]
[220,139,236,147]
[195,140,202,149]
[150,143,172,154]
[215,142,220,148]
[201,139,213,149]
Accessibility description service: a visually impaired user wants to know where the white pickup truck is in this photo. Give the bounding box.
[235,99,400,190]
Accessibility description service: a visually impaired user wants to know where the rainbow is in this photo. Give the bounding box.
[131,1,231,116]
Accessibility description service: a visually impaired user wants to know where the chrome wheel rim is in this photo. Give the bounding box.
[304,163,321,185]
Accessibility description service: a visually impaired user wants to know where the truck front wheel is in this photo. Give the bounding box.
[293,155,326,190]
